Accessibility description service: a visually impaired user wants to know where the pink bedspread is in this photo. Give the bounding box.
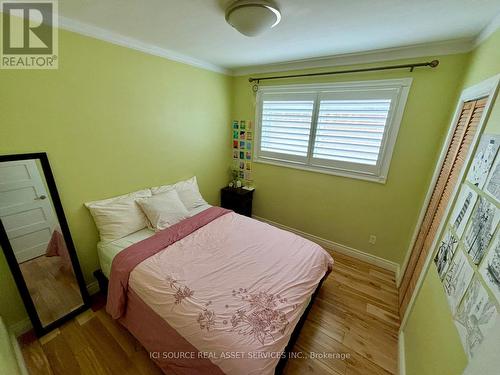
[107,207,333,374]
[107,206,232,319]
[45,228,72,272]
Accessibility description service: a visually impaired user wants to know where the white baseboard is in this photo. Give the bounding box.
[8,318,32,337]
[398,330,406,375]
[252,215,400,275]
[8,281,99,336]
[86,281,100,296]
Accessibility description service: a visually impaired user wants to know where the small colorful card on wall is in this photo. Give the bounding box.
[231,119,254,186]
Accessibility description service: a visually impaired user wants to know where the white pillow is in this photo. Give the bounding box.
[136,190,190,231]
[151,177,208,212]
[85,189,151,243]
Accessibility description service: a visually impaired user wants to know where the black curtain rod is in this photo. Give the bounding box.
[248,59,439,83]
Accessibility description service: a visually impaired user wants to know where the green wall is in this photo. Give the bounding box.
[403,28,500,375]
[231,54,469,265]
[0,29,232,326]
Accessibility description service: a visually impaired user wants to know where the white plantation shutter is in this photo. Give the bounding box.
[312,99,391,167]
[259,93,316,163]
[255,80,411,182]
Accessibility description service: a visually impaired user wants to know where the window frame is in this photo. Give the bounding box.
[254,78,413,183]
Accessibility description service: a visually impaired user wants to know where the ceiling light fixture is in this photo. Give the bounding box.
[225,0,281,37]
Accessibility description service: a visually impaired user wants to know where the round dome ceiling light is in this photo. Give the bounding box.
[225,0,281,37]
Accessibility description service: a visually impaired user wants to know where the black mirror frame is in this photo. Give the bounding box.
[0,152,90,337]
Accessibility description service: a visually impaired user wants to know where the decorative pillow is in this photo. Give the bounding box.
[84,189,151,243]
[151,177,208,212]
[136,189,190,231]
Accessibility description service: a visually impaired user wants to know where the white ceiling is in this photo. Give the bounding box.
[58,0,500,73]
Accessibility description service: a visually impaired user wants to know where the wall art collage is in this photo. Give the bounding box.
[433,133,500,359]
[231,120,253,186]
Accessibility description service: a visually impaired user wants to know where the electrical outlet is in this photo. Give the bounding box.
[369,235,377,245]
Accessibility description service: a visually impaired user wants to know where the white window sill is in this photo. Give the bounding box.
[253,156,387,184]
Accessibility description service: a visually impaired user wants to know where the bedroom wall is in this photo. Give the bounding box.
[0,28,232,327]
[403,28,500,375]
[231,53,470,265]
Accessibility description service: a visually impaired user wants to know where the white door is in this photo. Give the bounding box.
[0,160,58,262]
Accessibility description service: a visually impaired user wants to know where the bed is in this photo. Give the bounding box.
[88,182,333,375]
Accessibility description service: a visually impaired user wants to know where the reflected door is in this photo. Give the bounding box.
[0,160,57,262]
[0,155,88,332]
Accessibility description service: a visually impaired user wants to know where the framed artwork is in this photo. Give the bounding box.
[233,140,239,149]
[240,120,246,130]
[239,151,244,159]
[233,130,239,139]
[450,184,478,238]
[246,131,253,141]
[434,228,459,280]
[479,233,500,303]
[246,152,252,160]
[232,121,239,130]
[246,141,252,150]
[454,277,498,359]
[485,154,500,202]
[246,162,252,171]
[443,249,474,313]
[240,131,246,140]
[466,134,500,189]
[464,196,500,265]
[244,171,252,181]
[232,150,239,159]
[240,141,245,149]
[239,161,245,170]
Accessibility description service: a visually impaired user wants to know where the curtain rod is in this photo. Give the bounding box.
[248,59,439,83]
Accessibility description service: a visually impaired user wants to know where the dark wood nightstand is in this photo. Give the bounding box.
[220,187,254,217]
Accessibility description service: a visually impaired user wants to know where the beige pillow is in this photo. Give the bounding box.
[151,176,208,212]
[136,190,190,231]
[85,189,151,243]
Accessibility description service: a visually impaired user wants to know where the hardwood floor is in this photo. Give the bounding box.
[20,255,84,326]
[20,251,399,375]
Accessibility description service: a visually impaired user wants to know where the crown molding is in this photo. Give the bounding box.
[231,38,475,76]
[474,11,500,47]
[56,10,499,77]
[58,16,230,75]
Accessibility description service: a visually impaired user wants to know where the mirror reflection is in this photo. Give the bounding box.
[0,158,84,327]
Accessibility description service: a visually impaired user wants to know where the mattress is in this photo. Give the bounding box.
[98,228,154,278]
[97,204,211,278]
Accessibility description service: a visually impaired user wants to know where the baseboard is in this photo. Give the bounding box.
[8,280,101,336]
[252,215,400,275]
[8,318,31,337]
[398,330,406,375]
[86,281,100,296]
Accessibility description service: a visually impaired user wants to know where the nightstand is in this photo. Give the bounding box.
[220,187,254,217]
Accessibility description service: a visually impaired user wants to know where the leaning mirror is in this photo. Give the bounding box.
[0,153,89,336]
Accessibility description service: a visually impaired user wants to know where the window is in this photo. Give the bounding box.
[254,79,412,182]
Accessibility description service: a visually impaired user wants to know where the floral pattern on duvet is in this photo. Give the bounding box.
[163,274,296,344]
[227,289,294,344]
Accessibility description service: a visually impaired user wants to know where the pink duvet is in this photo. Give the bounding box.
[108,207,333,374]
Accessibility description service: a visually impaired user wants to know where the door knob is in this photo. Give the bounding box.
[35,195,47,200]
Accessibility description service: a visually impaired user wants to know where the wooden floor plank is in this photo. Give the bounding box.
[20,253,399,374]
[21,340,53,375]
[41,333,82,375]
